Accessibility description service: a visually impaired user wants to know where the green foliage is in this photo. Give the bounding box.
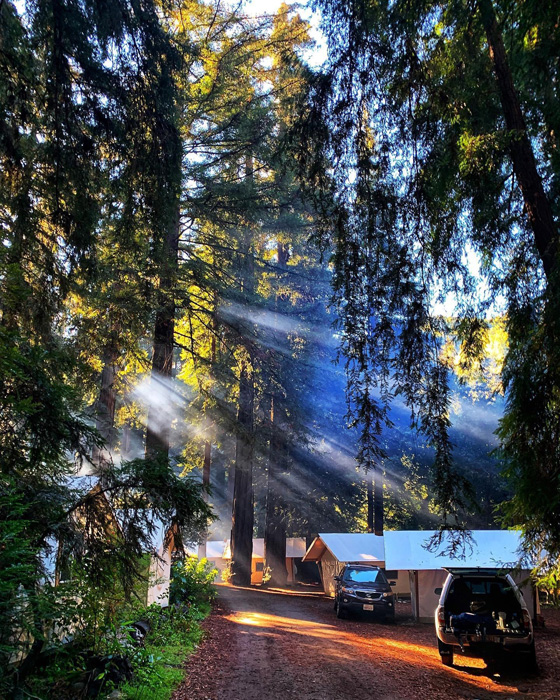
[25,602,209,700]
[169,558,218,606]
[118,603,207,700]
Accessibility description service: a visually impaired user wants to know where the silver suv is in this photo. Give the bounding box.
[435,568,537,670]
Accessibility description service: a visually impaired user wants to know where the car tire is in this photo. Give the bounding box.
[384,611,395,624]
[335,600,348,619]
[524,641,539,674]
[438,640,453,666]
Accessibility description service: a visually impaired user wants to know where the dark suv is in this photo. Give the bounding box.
[435,568,536,670]
[334,565,395,621]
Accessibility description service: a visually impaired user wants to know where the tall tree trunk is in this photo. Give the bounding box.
[145,204,180,459]
[230,360,254,586]
[264,396,288,587]
[479,0,558,278]
[230,156,255,586]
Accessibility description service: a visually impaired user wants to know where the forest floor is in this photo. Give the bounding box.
[172,583,560,700]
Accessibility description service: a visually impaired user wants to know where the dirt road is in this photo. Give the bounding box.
[174,584,560,700]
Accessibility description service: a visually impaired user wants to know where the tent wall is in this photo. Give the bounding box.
[512,572,541,620]
[417,570,447,623]
[147,550,171,606]
[320,550,344,596]
[384,569,411,598]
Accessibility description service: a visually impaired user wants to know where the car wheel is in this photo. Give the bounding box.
[384,611,396,624]
[438,640,453,667]
[523,641,539,674]
[335,600,348,619]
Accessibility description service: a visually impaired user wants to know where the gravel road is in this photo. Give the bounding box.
[173,584,560,700]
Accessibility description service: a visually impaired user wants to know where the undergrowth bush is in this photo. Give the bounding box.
[118,602,207,700]
[169,557,217,606]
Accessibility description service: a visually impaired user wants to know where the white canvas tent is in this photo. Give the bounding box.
[222,537,307,584]
[384,530,539,623]
[302,533,386,596]
[186,540,229,580]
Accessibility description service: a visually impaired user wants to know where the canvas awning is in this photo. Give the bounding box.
[302,533,385,564]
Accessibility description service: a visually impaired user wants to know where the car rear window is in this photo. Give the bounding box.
[451,577,512,595]
[344,568,386,583]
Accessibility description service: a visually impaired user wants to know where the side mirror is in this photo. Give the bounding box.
[389,581,397,586]
[434,587,442,596]
[334,576,341,582]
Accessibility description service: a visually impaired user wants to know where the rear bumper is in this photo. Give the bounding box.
[437,628,533,652]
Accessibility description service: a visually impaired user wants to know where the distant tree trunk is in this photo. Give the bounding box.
[373,468,383,536]
[264,396,288,587]
[366,473,374,533]
[198,437,212,559]
[145,204,180,459]
[92,342,119,470]
[199,309,217,559]
[478,0,558,278]
[367,468,383,536]
[230,360,254,585]
[263,242,290,586]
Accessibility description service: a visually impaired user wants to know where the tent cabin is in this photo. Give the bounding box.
[200,540,229,579]
[186,540,229,580]
[223,537,307,585]
[384,530,540,623]
[302,533,407,596]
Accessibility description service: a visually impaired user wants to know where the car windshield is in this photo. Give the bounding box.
[344,568,386,584]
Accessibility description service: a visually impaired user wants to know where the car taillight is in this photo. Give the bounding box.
[522,609,531,629]
[437,607,445,625]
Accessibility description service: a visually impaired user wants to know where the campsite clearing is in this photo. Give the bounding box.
[174,583,560,700]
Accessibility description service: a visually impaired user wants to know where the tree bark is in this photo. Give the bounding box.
[478,0,558,278]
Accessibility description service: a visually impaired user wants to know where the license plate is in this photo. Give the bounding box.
[363,604,374,611]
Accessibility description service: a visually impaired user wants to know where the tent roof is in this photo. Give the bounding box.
[206,540,228,559]
[384,530,525,570]
[221,538,306,560]
[302,533,385,563]
[286,538,307,558]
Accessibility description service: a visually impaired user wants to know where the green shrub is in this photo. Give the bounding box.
[118,603,206,700]
[169,558,217,606]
